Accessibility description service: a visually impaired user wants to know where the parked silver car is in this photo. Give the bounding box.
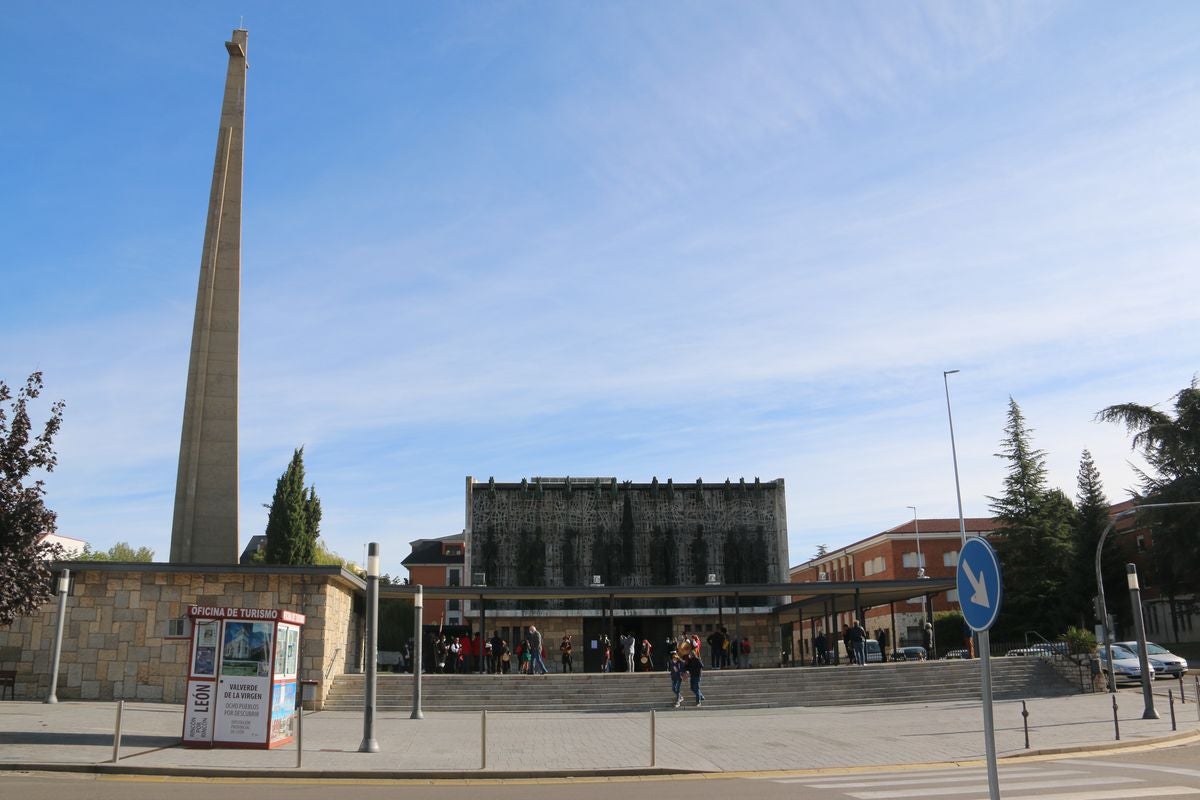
[1115,641,1189,679]
[1098,644,1155,684]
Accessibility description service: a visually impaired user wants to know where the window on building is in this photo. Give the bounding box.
[1135,535,1146,553]
[448,599,460,612]
[947,589,959,603]
[901,553,925,569]
[875,556,886,574]
[448,568,461,587]
[864,560,875,577]
[943,551,959,567]
[165,618,190,639]
[444,545,463,557]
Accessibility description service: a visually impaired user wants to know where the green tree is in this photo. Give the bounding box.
[988,398,1077,639]
[0,372,65,627]
[263,447,322,565]
[1099,377,1200,638]
[1069,450,1126,629]
[75,541,155,561]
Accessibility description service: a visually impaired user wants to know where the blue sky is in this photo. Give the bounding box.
[3,2,1198,573]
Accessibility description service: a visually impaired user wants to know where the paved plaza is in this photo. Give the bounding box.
[0,687,1197,779]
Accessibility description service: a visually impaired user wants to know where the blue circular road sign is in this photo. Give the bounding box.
[957,537,1003,632]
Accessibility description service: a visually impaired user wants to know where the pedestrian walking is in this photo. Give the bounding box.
[669,651,686,707]
[526,625,547,674]
[685,650,705,706]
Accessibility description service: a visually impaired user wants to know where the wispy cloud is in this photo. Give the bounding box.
[2,2,1198,568]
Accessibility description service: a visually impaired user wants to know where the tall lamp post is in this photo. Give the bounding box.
[45,568,70,704]
[942,370,967,548]
[943,369,971,658]
[1126,563,1157,719]
[411,584,424,720]
[1094,501,1200,695]
[359,542,380,753]
[907,506,932,653]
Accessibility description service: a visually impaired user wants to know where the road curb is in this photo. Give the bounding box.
[0,761,701,781]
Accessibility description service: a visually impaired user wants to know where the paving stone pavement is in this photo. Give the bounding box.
[0,688,1196,778]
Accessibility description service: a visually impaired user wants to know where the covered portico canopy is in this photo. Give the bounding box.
[379,577,955,612]
[776,577,956,618]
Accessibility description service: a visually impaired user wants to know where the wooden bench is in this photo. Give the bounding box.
[0,670,15,700]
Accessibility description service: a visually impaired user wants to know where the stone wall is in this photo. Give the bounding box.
[0,564,363,708]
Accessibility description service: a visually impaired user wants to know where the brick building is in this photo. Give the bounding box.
[399,532,466,627]
[790,517,999,656]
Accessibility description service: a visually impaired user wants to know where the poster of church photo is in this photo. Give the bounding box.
[220,621,273,677]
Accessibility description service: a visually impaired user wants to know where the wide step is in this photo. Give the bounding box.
[322,659,1076,712]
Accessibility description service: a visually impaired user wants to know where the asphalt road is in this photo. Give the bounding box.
[6,740,1200,800]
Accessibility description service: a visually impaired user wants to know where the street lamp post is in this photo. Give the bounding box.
[411,584,424,720]
[45,568,70,704]
[908,505,932,654]
[359,542,380,753]
[942,370,967,548]
[1127,563,1158,719]
[943,369,970,659]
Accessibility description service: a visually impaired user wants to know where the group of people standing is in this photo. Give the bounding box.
[811,621,934,665]
[703,626,752,669]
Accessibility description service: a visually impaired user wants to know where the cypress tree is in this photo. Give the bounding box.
[263,447,322,565]
[1071,450,1126,629]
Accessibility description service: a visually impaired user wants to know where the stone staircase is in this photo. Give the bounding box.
[322,658,1075,712]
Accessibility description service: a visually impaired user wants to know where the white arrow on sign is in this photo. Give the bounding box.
[963,560,990,608]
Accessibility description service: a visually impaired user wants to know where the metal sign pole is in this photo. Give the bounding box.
[958,537,1002,800]
[979,629,999,800]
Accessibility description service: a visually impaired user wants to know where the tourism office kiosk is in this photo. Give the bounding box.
[182,605,306,748]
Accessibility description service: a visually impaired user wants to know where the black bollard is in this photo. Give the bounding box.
[1112,694,1120,741]
[1021,700,1030,749]
[1169,690,1177,732]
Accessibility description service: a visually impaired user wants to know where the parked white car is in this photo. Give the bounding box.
[1115,641,1189,679]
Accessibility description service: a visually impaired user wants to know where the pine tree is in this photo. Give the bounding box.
[1070,450,1126,629]
[263,447,322,565]
[988,398,1076,638]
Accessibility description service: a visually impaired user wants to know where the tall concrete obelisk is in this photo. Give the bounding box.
[170,29,247,564]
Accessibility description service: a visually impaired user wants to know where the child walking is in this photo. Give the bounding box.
[669,652,686,707]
